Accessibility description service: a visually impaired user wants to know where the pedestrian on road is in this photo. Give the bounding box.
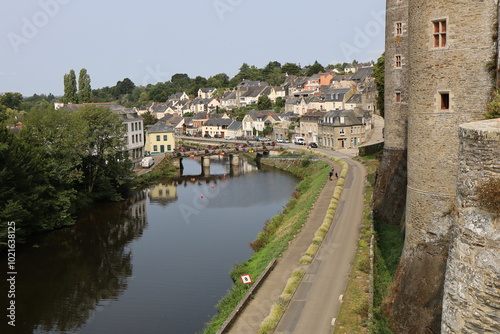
[335,172,338,179]
[329,168,334,181]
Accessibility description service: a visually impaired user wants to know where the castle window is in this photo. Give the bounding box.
[395,22,402,36]
[440,92,450,110]
[433,19,447,47]
[395,91,401,103]
[395,55,402,68]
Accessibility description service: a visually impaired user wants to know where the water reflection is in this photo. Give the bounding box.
[0,190,148,334]
[0,155,298,334]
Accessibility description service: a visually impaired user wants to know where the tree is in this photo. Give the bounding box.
[171,73,191,93]
[282,62,302,76]
[373,53,385,117]
[148,82,169,102]
[0,92,23,110]
[73,106,131,200]
[274,96,285,112]
[267,67,286,86]
[141,111,158,126]
[306,61,325,76]
[263,61,281,80]
[0,127,75,242]
[257,95,272,110]
[189,76,208,96]
[63,69,78,103]
[78,68,92,103]
[114,78,135,98]
[207,73,230,88]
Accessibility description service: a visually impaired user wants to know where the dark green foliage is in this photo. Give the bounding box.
[282,62,302,76]
[0,128,75,244]
[0,105,133,247]
[257,95,272,110]
[373,53,385,117]
[485,90,500,119]
[0,92,23,110]
[305,60,325,76]
[63,69,78,103]
[78,68,92,103]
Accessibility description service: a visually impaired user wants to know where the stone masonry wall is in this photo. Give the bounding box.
[442,119,500,334]
[373,0,408,226]
[387,1,498,333]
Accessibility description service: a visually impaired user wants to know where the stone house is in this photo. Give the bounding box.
[317,109,369,150]
[198,87,217,99]
[201,118,234,138]
[299,111,326,144]
[241,110,280,137]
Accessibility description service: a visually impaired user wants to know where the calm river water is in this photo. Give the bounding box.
[0,156,298,334]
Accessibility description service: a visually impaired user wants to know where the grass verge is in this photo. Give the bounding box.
[201,158,330,334]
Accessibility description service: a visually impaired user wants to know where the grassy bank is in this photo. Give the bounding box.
[372,220,404,333]
[202,158,330,334]
[131,156,178,188]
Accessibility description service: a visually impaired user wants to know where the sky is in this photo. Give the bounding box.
[0,0,385,96]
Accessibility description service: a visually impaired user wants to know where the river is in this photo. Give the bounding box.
[0,155,298,334]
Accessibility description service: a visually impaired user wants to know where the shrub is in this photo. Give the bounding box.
[476,177,500,214]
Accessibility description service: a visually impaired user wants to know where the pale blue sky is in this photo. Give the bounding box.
[1,0,385,96]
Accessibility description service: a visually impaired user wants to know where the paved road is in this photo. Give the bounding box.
[275,153,366,334]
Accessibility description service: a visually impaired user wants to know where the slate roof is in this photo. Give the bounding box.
[346,94,362,104]
[320,109,366,126]
[350,67,373,83]
[227,121,242,131]
[146,122,174,133]
[204,118,233,127]
[322,88,351,101]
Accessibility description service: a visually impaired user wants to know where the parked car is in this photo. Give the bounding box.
[225,136,232,140]
[276,138,283,143]
[141,157,154,168]
[204,134,211,138]
[283,138,290,143]
[214,134,221,138]
[309,142,318,148]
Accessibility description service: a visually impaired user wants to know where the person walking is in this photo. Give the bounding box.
[329,168,334,181]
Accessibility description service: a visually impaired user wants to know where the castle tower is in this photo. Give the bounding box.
[373,0,409,225]
[385,1,497,332]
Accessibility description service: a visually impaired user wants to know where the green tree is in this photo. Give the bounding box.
[113,78,135,98]
[78,68,92,103]
[63,69,78,103]
[73,106,131,200]
[373,53,385,117]
[189,76,208,96]
[274,96,285,112]
[257,95,272,110]
[141,111,158,126]
[0,127,75,243]
[306,60,325,76]
[282,63,302,76]
[149,82,169,102]
[0,92,23,110]
[207,73,230,88]
[171,73,191,92]
[485,90,500,119]
[267,67,286,86]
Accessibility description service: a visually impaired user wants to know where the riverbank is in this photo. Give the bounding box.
[201,155,334,334]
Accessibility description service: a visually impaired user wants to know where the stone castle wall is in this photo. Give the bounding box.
[381,1,499,333]
[442,120,500,334]
[372,0,408,225]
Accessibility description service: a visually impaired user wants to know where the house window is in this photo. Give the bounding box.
[153,145,158,151]
[433,19,447,47]
[132,135,135,144]
[340,128,345,135]
[396,22,402,36]
[156,135,161,141]
[395,91,401,103]
[395,55,402,68]
[124,123,128,132]
[163,135,168,141]
[167,145,171,151]
[440,92,450,110]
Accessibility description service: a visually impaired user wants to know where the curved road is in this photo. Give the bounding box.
[275,152,366,333]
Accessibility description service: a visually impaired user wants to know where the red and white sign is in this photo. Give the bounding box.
[240,274,253,285]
